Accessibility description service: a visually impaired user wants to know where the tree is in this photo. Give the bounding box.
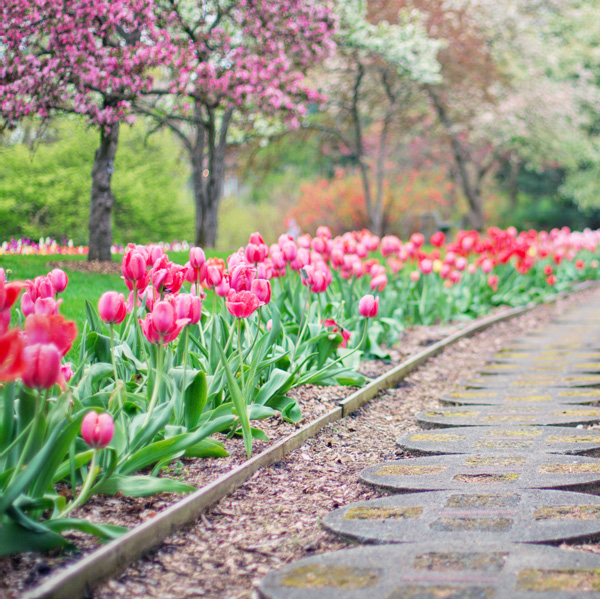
[0,0,173,260]
[306,0,441,236]
[135,0,336,248]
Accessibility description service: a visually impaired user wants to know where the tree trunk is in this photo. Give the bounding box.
[191,105,233,248]
[508,157,521,210]
[88,123,119,261]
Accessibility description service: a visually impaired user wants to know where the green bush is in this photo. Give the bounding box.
[0,119,194,245]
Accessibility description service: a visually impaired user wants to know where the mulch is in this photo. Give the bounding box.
[47,260,121,275]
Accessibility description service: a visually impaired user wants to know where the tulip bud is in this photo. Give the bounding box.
[189,247,206,269]
[21,343,62,389]
[175,294,202,325]
[419,259,433,275]
[359,294,379,318]
[410,271,420,282]
[98,291,127,325]
[48,269,68,294]
[81,411,114,449]
[251,279,271,305]
[152,301,176,334]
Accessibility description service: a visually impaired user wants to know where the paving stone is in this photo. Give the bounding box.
[415,404,600,428]
[460,374,600,388]
[479,363,600,374]
[439,388,600,406]
[258,542,600,599]
[490,351,600,364]
[322,489,600,546]
[396,425,600,456]
[359,454,600,494]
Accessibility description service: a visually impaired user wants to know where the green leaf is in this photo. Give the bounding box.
[121,414,235,474]
[215,340,253,458]
[184,371,208,429]
[184,438,228,458]
[53,450,94,483]
[247,404,276,420]
[281,401,302,423]
[84,299,102,333]
[0,520,68,556]
[45,518,128,540]
[94,474,194,497]
[254,369,294,406]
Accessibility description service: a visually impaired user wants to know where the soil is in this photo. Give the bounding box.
[2,286,599,598]
[47,260,121,275]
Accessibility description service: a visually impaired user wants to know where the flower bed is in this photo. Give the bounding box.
[1,225,599,557]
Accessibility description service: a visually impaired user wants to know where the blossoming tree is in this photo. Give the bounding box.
[0,0,173,261]
[137,0,336,247]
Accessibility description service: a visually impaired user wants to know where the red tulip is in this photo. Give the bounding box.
[25,314,77,357]
[226,289,260,318]
[0,310,10,336]
[323,318,351,348]
[359,294,379,318]
[21,343,62,389]
[430,231,446,248]
[0,279,25,312]
[0,329,26,382]
[151,257,185,295]
[543,264,553,275]
[576,259,585,270]
[81,411,114,449]
[98,291,127,325]
[251,279,271,305]
[411,232,425,248]
[546,274,557,286]
[48,269,68,294]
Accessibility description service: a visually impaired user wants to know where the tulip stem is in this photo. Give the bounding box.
[179,327,190,423]
[61,450,98,517]
[292,287,312,363]
[144,344,164,426]
[8,393,44,485]
[243,307,262,363]
[237,320,245,392]
[109,325,128,450]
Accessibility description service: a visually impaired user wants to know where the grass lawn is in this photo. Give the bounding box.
[1,249,230,359]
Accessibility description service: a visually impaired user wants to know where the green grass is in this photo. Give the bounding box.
[1,250,231,359]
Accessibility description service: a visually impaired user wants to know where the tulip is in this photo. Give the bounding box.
[359,294,379,318]
[215,276,231,298]
[140,301,190,345]
[206,264,224,287]
[430,231,446,248]
[370,274,388,292]
[245,243,268,264]
[98,291,127,325]
[419,259,433,275]
[25,314,77,357]
[454,256,467,271]
[20,292,35,317]
[410,233,425,248]
[0,329,26,382]
[26,276,54,301]
[226,289,260,318]
[576,259,585,270]
[33,297,61,316]
[229,264,256,292]
[0,310,10,336]
[249,232,266,246]
[251,279,271,305]
[81,411,114,449]
[546,274,557,286]
[316,226,332,239]
[488,274,499,292]
[481,259,494,274]
[174,294,202,325]
[380,235,401,257]
[410,271,420,282]
[189,247,206,269]
[61,362,75,383]
[21,343,62,389]
[323,318,351,348]
[48,269,68,294]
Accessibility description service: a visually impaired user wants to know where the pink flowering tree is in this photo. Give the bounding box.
[0,0,173,261]
[138,0,336,247]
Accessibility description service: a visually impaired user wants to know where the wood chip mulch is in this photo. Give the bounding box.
[47,260,121,275]
[2,287,599,599]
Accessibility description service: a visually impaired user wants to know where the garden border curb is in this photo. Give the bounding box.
[23,280,595,599]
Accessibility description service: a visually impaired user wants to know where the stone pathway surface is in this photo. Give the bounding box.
[258,299,600,597]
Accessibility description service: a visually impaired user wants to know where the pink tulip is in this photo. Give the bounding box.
[215,276,231,298]
[316,226,332,239]
[61,362,74,383]
[21,343,62,389]
[380,235,401,257]
[33,297,61,316]
[245,243,268,263]
[226,289,260,318]
[205,265,224,287]
[174,294,202,325]
[454,256,467,271]
[481,259,494,274]
[419,259,433,274]
[251,279,271,305]
[189,247,206,269]
[122,249,147,282]
[21,292,35,317]
[140,301,190,345]
[48,269,68,294]
[26,276,54,301]
[410,271,420,282]
[229,264,256,292]
[410,233,425,248]
[370,274,388,292]
[430,231,445,248]
[98,292,127,325]
[468,264,477,275]
[249,232,266,246]
[488,274,499,291]
[359,294,379,318]
[81,411,114,449]
[0,310,10,336]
